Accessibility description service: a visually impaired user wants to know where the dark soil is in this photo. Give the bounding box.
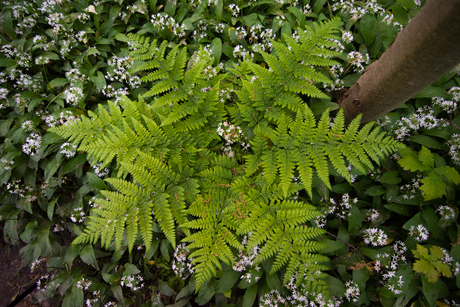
[0,240,57,307]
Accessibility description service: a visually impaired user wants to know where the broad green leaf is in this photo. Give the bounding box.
[210,38,222,65]
[0,58,16,67]
[378,170,401,184]
[124,263,141,276]
[47,78,70,90]
[80,245,99,269]
[2,11,16,39]
[62,154,87,175]
[420,172,446,200]
[216,270,242,293]
[413,86,446,98]
[397,155,430,172]
[195,280,214,305]
[360,14,377,45]
[364,185,386,196]
[90,71,107,89]
[410,135,444,150]
[64,245,82,266]
[242,283,258,307]
[158,280,176,296]
[418,146,434,167]
[47,197,60,220]
[437,166,460,184]
[40,52,61,61]
[45,159,63,181]
[397,0,416,9]
[115,33,130,42]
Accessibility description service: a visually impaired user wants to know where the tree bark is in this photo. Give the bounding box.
[339,0,460,125]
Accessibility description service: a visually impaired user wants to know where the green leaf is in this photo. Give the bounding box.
[20,220,38,243]
[0,58,16,67]
[420,171,446,201]
[115,33,130,42]
[45,159,63,181]
[413,86,446,98]
[216,270,242,293]
[397,0,415,9]
[47,197,59,220]
[410,135,444,150]
[64,245,82,267]
[158,280,176,296]
[360,14,377,45]
[0,118,14,136]
[398,154,430,172]
[437,166,460,184]
[47,78,70,90]
[210,38,222,65]
[377,170,401,184]
[2,11,16,39]
[123,263,141,276]
[242,283,258,307]
[86,172,109,190]
[418,146,434,168]
[80,245,99,269]
[90,71,107,89]
[62,154,87,175]
[195,280,214,305]
[40,52,61,61]
[313,0,327,13]
[364,185,386,196]
[384,203,411,216]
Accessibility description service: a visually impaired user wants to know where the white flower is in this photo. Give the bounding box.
[363,228,388,246]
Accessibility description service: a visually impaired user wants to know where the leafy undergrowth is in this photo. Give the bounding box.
[1,0,460,307]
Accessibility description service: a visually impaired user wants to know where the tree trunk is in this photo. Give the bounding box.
[339,0,460,125]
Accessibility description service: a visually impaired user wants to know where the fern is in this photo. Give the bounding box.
[50,19,403,296]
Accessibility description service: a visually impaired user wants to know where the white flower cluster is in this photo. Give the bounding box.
[70,207,86,224]
[264,271,342,307]
[33,35,55,52]
[363,228,388,246]
[249,24,275,52]
[347,51,369,73]
[150,13,186,37]
[101,85,130,103]
[399,175,422,199]
[59,142,77,158]
[215,23,225,33]
[324,64,345,92]
[53,221,66,233]
[31,258,44,271]
[345,280,360,302]
[233,45,249,60]
[66,68,89,84]
[390,93,459,141]
[217,121,249,157]
[315,194,358,228]
[437,205,456,221]
[0,157,15,171]
[447,134,460,165]
[5,180,36,202]
[43,110,77,128]
[409,224,430,242]
[172,243,194,279]
[93,163,110,178]
[341,31,354,44]
[233,246,260,272]
[121,274,144,291]
[64,86,84,106]
[105,56,141,90]
[366,208,380,221]
[76,278,92,290]
[228,4,240,17]
[192,21,208,41]
[23,133,42,156]
[85,290,101,307]
[21,120,34,132]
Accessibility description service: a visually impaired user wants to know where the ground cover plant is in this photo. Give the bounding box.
[0,0,460,306]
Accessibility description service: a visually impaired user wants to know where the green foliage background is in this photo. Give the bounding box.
[1,0,460,306]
